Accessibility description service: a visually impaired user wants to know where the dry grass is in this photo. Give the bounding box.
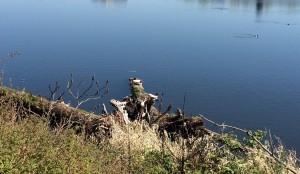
[110,120,162,151]
[1,93,300,173]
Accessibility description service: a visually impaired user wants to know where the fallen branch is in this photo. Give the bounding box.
[0,86,112,141]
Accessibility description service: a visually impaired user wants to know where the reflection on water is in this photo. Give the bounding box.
[92,0,300,16]
[256,0,263,17]
[92,0,127,5]
[93,0,300,10]
[184,0,300,10]
[184,0,300,18]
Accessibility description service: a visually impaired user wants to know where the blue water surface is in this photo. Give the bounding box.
[1,0,300,150]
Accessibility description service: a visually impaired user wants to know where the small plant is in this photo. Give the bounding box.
[220,133,244,150]
[244,130,267,147]
[142,150,173,174]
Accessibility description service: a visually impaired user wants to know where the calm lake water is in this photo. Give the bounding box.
[1,0,300,150]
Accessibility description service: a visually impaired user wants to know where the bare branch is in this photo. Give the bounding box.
[65,75,109,109]
[48,81,61,101]
[67,75,77,100]
[77,76,95,99]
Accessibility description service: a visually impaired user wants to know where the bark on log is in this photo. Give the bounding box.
[0,86,112,140]
[110,78,208,139]
[158,112,208,140]
[109,78,159,124]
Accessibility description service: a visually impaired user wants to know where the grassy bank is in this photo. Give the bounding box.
[0,95,169,173]
[0,88,299,173]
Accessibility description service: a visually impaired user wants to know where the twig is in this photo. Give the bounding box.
[290,152,300,163]
[66,74,109,109]
[49,81,60,101]
[182,92,186,116]
[151,104,172,125]
[158,92,164,113]
[127,125,132,173]
[268,129,275,154]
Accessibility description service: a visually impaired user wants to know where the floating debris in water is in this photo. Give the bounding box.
[0,51,21,63]
[211,7,228,10]
[256,19,298,26]
[233,34,259,39]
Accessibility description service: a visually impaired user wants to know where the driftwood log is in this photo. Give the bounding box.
[110,78,208,139]
[110,78,160,124]
[0,87,112,140]
[0,77,207,141]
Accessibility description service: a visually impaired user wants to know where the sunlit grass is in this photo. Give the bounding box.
[0,92,299,173]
